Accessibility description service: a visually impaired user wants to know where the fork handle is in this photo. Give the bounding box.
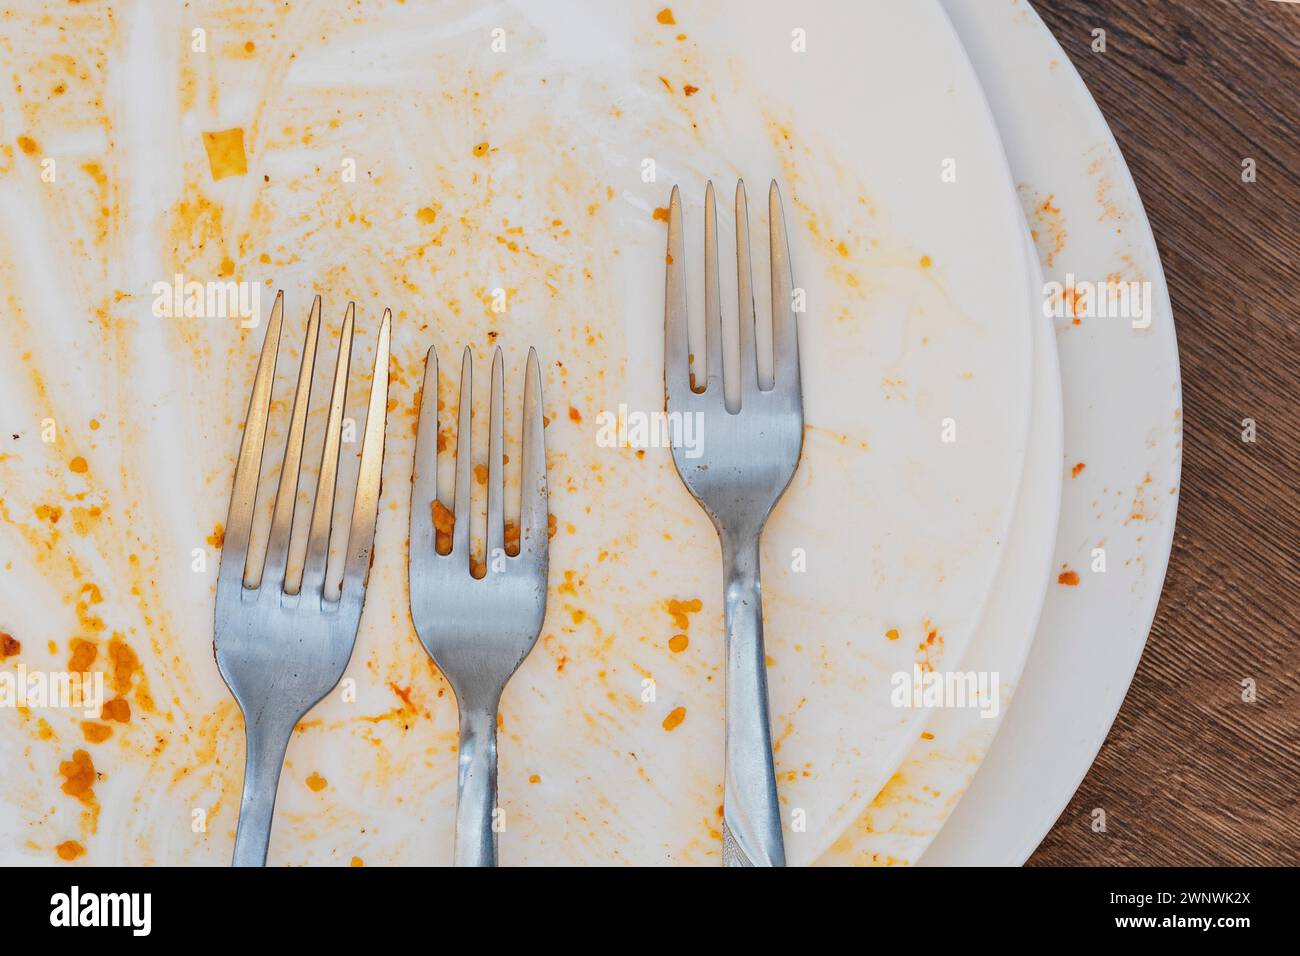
[720,533,786,867]
[232,716,294,867]
[454,700,500,867]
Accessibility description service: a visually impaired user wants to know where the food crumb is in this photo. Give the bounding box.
[652,207,670,222]
[662,706,686,732]
[201,128,248,181]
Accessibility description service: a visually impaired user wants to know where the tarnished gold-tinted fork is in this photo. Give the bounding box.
[215,292,391,867]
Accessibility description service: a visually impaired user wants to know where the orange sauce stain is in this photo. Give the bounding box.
[17,135,40,155]
[1071,462,1086,478]
[55,840,85,861]
[69,456,88,474]
[59,749,97,803]
[306,772,328,792]
[885,628,900,641]
[568,405,582,423]
[662,706,686,732]
[1058,569,1080,586]
[472,142,489,158]
[350,856,364,867]
[652,207,669,222]
[657,8,676,25]
[683,84,699,97]
[207,523,225,548]
[666,597,702,630]
[80,722,112,744]
[0,632,20,658]
[668,633,688,653]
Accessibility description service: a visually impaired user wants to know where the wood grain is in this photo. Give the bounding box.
[1025,0,1300,866]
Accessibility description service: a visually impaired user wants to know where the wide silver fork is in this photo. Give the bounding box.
[215,291,391,867]
[665,181,804,867]
[409,346,548,867]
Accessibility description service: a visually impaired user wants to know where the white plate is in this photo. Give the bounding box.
[919,0,1182,866]
[816,228,1063,865]
[0,0,1035,864]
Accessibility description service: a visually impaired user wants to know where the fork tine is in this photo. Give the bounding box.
[410,345,439,560]
[703,181,724,395]
[263,294,321,592]
[451,347,473,564]
[518,347,547,564]
[221,290,284,590]
[664,185,691,406]
[301,303,355,596]
[769,181,801,392]
[735,181,760,397]
[341,308,391,597]
[486,347,505,569]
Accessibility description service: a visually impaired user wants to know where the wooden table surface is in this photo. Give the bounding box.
[1024,0,1299,866]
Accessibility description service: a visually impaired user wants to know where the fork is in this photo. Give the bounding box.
[409,345,549,867]
[215,291,391,867]
[664,180,804,867]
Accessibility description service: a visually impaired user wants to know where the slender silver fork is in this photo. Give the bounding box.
[409,345,548,867]
[215,291,391,867]
[665,181,804,867]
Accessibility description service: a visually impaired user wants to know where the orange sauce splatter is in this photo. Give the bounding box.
[56,840,85,861]
[80,722,112,744]
[657,8,676,25]
[885,628,900,641]
[0,632,19,658]
[683,84,699,96]
[668,634,689,653]
[666,597,702,630]
[103,697,131,723]
[1071,462,1086,478]
[568,406,582,423]
[652,207,670,222]
[1058,569,1080,586]
[662,706,686,732]
[17,135,40,155]
[306,772,328,792]
[207,523,225,548]
[59,750,97,802]
[432,500,455,553]
[472,142,489,158]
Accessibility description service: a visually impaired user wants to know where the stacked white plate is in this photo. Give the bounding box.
[0,0,1178,865]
